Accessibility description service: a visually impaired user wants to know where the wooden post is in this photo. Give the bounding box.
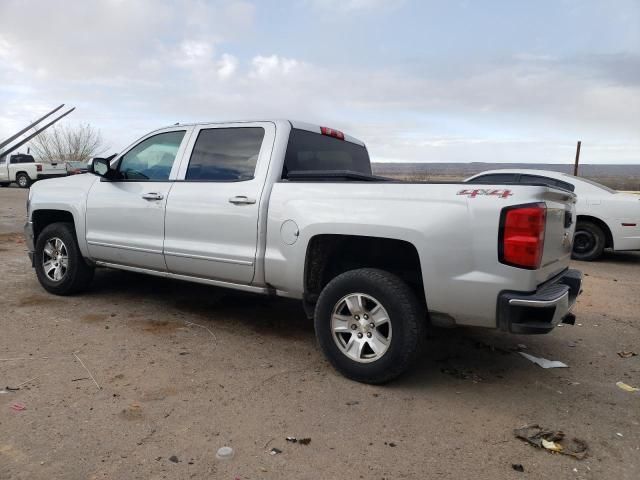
[573,141,581,176]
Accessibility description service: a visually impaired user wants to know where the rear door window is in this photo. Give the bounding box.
[185,127,265,182]
[283,128,371,178]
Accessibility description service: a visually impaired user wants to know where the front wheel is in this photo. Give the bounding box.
[34,222,94,295]
[572,221,605,261]
[16,173,31,188]
[314,268,425,384]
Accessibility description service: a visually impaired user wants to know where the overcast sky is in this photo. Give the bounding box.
[1,0,639,163]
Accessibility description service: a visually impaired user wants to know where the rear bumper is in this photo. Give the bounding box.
[498,269,582,334]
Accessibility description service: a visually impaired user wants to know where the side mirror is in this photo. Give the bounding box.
[90,157,111,177]
[89,154,118,179]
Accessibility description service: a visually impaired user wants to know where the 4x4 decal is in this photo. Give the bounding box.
[457,188,513,198]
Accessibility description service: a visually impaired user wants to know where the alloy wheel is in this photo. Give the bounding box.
[331,293,393,363]
[42,237,69,282]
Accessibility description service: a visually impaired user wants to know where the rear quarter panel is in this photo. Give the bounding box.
[265,182,571,328]
[575,190,640,251]
[9,163,38,180]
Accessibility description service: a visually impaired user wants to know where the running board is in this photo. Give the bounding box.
[95,261,276,296]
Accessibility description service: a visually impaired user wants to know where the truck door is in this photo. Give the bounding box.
[85,128,191,270]
[163,122,275,284]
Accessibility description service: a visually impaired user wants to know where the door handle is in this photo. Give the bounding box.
[142,192,164,201]
[229,196,256,205]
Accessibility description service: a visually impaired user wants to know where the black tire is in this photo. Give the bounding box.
[314,268,425,384]
[0,182,9,187]
[34,222,94,295]
[16,173,31,188]
[572,221,605,261]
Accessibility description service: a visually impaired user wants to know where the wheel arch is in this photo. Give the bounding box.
[577,214,614,249]
[303,234,426,315]
[15,170,31,180]
[32,209,76,244]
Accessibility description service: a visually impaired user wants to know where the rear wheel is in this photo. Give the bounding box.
[572,221,605,261]
[0,182,9,187]
[314,268,425,384]
[34,222,94,295]
[16,173,31,188]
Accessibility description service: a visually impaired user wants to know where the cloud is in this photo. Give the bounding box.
[1,0,638,164]
[217,53,238,79]
[0,0,255,80]
[178,41,215,66]
[306,0,405,13]
[249,55,302,78]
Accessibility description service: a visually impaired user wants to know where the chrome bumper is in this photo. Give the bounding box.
[498,269,583,334]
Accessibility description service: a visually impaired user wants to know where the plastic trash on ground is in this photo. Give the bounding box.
[616,381,639,393]
[519,352,568,368]
[216,446,234,460]
[514,424,588,459]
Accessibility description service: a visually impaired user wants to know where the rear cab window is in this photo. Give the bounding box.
[282,128,372,179]
[10,154,35,164]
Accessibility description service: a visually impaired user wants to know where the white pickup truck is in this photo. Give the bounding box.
[466,169,640,260]
[0,153,67,188]
[24,120,582,383]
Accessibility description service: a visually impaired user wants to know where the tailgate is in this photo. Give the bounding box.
[537,188,576,284]
[39,162,67,175]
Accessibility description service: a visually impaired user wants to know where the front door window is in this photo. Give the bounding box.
[118,131,186,181]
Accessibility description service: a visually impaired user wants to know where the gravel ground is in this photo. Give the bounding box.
[1,186,639,479]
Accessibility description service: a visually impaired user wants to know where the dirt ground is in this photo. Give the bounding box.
[1,186,638,480]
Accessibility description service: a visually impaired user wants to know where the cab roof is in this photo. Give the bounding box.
[161,119,366,147]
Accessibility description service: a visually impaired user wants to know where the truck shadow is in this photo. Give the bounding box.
[90,268,578,388]
[397,326,579,393]
[599,250,640,264]
[90,267,313,341]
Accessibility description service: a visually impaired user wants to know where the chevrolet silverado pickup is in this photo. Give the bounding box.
[24,120,582,383]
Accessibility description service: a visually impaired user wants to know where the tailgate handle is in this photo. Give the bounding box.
[229,196,256,205]
[142,192,164,201]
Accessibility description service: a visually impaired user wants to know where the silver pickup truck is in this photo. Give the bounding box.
[24,120,582,383]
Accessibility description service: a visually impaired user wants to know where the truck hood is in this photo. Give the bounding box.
[31,172,99,195]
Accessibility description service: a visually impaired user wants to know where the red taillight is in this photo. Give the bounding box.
[320,126,344,140]
[499,203,546,269]
[36,164,42,172]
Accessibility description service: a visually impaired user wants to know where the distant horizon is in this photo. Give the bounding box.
[372,159,640,190]
[372,160,640,165]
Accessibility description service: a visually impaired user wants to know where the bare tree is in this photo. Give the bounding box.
[30,123,108,163]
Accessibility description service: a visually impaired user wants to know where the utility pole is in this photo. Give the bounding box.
[573,141,581,176]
